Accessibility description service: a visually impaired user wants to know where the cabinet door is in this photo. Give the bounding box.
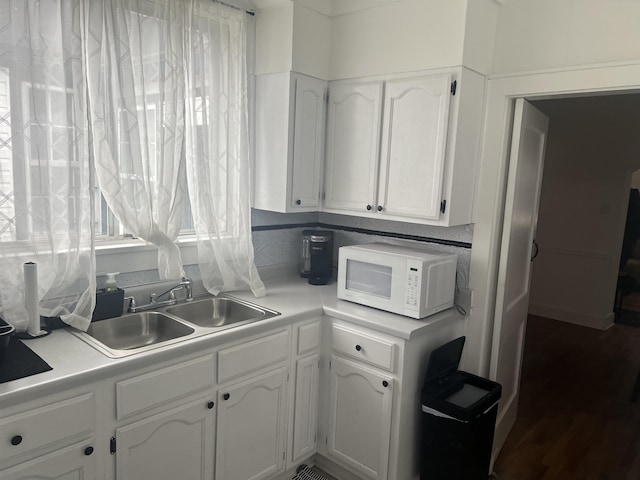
[290,354,320,467]
[0,442,97,480]
[327,356,393,480]
[324,81,383,213]
[378,75,451,220]
[116,398,214,480]
[216,368,288,480]
[290,75,326,210]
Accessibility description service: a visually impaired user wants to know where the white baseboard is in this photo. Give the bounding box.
[528,302,614,330]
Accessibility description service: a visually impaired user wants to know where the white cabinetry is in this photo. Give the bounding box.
[327,357,393,480]
[323,323,396,480]
[0,442,97,480]
[115,399,214,480]
[323,81,384,213]
[112,354,216,480]
[215,328,291,480]
[287,319,321,469]
[216,368,288,480]
[379,75,451,220]
[254,72,326,212]
[0,390,98,480]
[317,316,466,480]
[323,67,485,226]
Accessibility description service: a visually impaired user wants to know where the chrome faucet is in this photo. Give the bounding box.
[153,277,193,304]
[127,277,193,313]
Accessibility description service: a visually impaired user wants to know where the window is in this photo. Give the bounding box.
[0,49,195,245]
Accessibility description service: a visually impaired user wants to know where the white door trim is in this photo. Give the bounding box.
[464,61,640,378]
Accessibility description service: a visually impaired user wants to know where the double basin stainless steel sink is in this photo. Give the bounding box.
[72,296,280,358]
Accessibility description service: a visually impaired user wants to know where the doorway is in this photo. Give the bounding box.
[465,63,640,465]
[492,93,640,477]
[527,94,640,331]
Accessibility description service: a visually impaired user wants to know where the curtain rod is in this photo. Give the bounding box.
[214,0,256,16]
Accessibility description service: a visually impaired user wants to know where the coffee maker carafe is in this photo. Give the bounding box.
[300,230,333,285]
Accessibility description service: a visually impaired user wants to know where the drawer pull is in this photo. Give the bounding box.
[296,199,302,205]
[84,446,94,456]
[355,344,362,352]
[207,401,215,409]
[10,435,22,446]
[382,380,389,388]
[223,393,230,401]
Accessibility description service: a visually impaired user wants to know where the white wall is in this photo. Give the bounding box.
[461,0,500,75]
[328,0,467,79]
[527,96,640,329]
[255,3,294,74]
[493,0,640,74]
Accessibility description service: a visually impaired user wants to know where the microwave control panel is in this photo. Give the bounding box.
[405,260,423,308]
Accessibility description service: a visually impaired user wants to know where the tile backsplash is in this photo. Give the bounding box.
[106,209,473,292]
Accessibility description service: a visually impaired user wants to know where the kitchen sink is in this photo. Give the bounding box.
[72,312,195,358]
[71,296,280,358]
[165,296,280,328]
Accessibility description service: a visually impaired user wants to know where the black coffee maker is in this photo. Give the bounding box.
[300,230,334,285]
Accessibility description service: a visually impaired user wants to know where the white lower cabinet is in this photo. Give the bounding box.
[326,356,393,480]
[0,389,99,480]
[0,441,97,480]
[115,398,214,480]
[216,367,289,480]
[290,353,319,465]
[1,315,467,480]
[287,319,321,470]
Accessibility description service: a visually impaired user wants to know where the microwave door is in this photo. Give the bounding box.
[342,256,408,316]
[345,260,393,299]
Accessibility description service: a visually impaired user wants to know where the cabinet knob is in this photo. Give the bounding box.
[382,380,389,388]
[377,205,383,212]
[223,393,230,401]
[366,204,372,211]
[84,446,94,456]
[11,435,22,446]
[207,401,215,409]
[355,344,362,352]
[296,199,302,205]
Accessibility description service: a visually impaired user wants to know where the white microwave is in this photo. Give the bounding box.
[337,243,457,319]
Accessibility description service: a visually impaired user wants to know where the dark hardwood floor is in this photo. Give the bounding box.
[493,315,640,480]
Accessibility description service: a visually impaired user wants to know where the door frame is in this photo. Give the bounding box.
[464,61,640,379]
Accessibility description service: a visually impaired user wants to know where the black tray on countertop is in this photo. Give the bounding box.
[0,337,52,384]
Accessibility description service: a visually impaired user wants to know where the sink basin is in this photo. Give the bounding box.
[73,312,195,358]
[166,296,279,328]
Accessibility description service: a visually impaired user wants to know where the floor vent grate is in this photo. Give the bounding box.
[292,465,331,480]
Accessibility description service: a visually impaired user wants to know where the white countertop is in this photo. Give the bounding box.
[0,274,464,405]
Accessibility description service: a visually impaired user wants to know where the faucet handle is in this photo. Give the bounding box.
[150,293,157,304]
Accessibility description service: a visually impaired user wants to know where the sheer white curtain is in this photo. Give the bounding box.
[86,0,264,295]
[184,1,265,296]
[84,0,187,280]
[0,0,95,331]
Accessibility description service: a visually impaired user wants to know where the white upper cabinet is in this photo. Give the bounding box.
[323,81,383,213]
[378,75,451,220]
[254,72,326,212]
[323,67,485,226]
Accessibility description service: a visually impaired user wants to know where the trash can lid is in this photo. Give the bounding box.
[423,336,466,387]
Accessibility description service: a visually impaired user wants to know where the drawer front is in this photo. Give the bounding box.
[117,354,214,419]
[332,324,396,372]
[0,393,94,463]
[297,321,321,356]
[218,329,290,384]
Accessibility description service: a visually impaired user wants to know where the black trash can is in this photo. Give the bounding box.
[420,336,501,480]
